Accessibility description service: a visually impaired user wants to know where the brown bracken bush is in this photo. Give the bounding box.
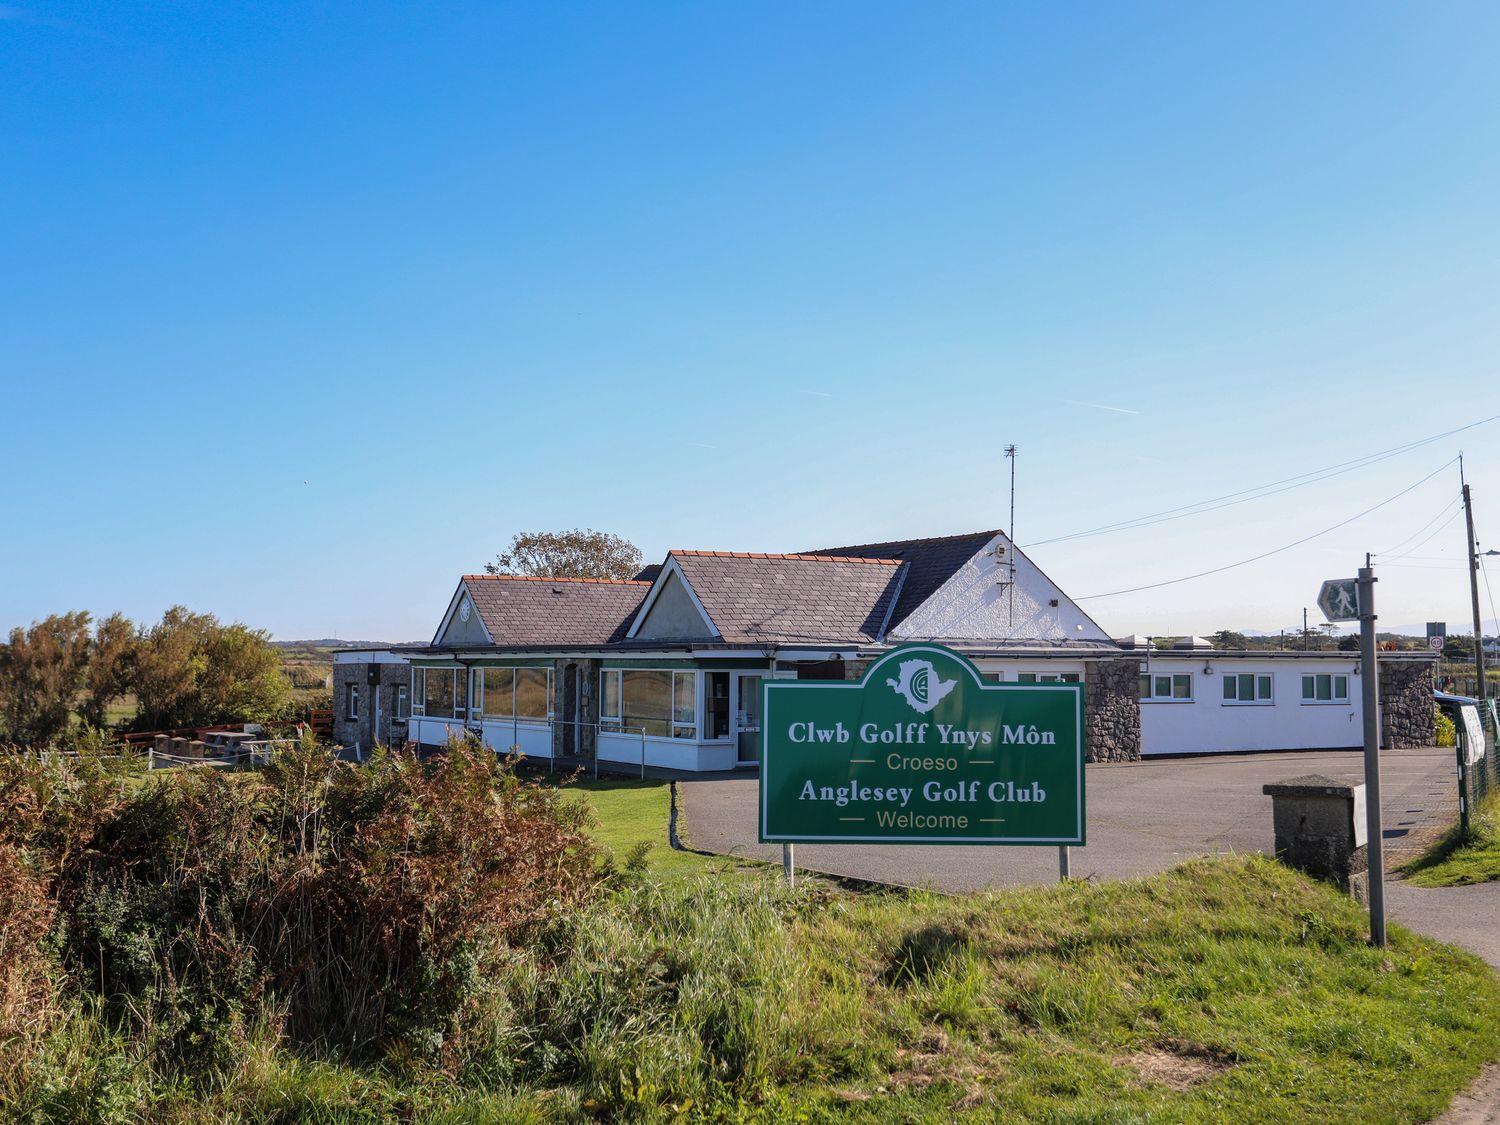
[9,735,601,1079]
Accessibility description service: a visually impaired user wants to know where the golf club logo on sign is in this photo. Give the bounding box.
[886,658,956,714]
[759,644,1085,845]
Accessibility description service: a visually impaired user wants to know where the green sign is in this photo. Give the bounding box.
[759,645,1085,845]
[1317,578,1360,623]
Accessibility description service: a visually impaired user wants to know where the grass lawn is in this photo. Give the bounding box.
[25,762,1500,1122]
[557,775,755,882]
[1403,788,1500,887]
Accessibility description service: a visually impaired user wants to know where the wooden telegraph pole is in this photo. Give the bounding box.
[1462,462,1488,725]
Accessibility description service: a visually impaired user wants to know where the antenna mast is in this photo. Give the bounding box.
[1004,445,1018,624]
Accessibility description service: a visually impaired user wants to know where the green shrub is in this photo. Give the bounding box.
[38,737,601,1080]
[1437,705,1457,748]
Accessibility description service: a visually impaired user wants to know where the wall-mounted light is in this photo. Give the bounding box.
[1203,662,1214,676]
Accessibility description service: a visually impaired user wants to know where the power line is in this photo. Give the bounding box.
[1024,414,1499,549]
[1076,458,1460,601]
[1378,505,1466,562]
[1374,497,1463,558]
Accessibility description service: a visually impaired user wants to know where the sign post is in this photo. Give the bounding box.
[760,645,1085,867]
[1320,570,1385,946]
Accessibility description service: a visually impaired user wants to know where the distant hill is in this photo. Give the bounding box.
[272,639,417,649]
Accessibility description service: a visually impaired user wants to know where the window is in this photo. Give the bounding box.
[1017,672,1080,684]
[1222,673,1273,704]
[622,669,672,737]
[394,684,409,719]
[414,667,458,717]
[346,683,359,720]
[600,669,621,731]
[514,668,551,719]
[612,668,699,738]
[1301,674,1350,703]
[673,671,698,738]
[482,668,515,717]
[705,672,730,739]
[1139,672,1192,701]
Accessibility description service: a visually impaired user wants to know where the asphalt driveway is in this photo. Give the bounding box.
[678,748,1457,892]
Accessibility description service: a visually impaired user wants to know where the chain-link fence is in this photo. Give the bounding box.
[1450,694,1499,836]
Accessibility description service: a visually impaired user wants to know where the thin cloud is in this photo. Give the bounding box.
[1067,399,1141,415]
[691,442,718,449]
[799,389,834,398]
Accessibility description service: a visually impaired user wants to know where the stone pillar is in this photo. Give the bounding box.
[1378,657,1438,748]
[1262,774,1368,898]
[1084,658,1141,763]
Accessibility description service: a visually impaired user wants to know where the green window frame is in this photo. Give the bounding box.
[1139,670,1192,701]
[1222,673,1274,704]
[1301,673,1349,703]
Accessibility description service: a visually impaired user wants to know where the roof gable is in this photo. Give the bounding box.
[628,558,720,642]
[887,532,1115,646]
[808,531,1001,629]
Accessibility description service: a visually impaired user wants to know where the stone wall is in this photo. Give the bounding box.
[1084,657,1142,763]
[1379,656,1436,749]
[332,661,412,752]
[551,659,601,759]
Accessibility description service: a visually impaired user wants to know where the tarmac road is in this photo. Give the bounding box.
[677,747,1457,891]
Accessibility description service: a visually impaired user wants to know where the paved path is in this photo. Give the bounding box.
[679,748,1456,891]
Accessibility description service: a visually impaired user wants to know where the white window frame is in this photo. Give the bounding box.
[1301,673,1350,704]
[1222,672,1274,705]
[394,683,409,719]
[602,667,699,739]
[1139,670,1193,702]
[346,682,359,720]
[599,669,622,732]
[1017,672,1081,684]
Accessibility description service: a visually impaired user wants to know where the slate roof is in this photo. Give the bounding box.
[457,575,651,646]
[666,551,905,645]
[807,531,999,629]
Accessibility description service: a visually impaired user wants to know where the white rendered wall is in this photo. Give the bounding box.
[890,534,1112,644]
[1139,658,1364,756]
[598,732,737,772]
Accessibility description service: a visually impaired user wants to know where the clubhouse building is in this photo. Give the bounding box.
[333,530,1436,768]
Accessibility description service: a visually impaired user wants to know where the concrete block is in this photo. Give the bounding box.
[1262,773,1367,893]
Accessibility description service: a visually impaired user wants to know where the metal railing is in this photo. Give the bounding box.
[147,740,299,770]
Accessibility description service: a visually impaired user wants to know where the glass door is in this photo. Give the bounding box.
[733,673,763,766]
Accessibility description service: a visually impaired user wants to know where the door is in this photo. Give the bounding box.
[732,673,763,766]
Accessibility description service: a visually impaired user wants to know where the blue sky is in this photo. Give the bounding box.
[3,2,1499,641]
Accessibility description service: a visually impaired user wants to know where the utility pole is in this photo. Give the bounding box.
[1004,445,1018,626]
[1359,558,1386,947]
[1303,607,1310,651]
[1462,459,1489,731]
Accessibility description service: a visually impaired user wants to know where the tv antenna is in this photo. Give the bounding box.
[1004,445,1018,624]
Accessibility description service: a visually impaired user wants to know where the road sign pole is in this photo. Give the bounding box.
[1058,845,1070,881]
[782,842,795,887]
[1358,564,1386,947]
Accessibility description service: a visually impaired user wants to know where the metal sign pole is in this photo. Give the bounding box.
[1358,564,1387,947]
[782,842,795,887]
[1058,845,1070,881]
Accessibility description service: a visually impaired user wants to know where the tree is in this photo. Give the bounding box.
[484,529,644,580]
[1209,629,1250,650]
[0,611,93,744]
[1443,635,1476,662]
[79,612,136,730]
[132,607,289,730]
[1337,634,1360,652]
